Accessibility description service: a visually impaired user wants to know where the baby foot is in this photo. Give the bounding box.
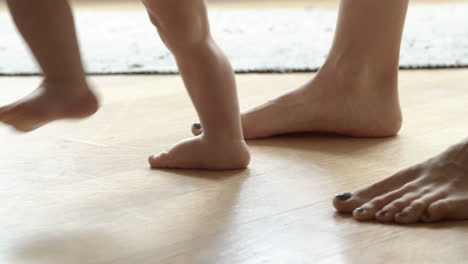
[0,80,99,132]
[149,135,250,170]
[333,138,468,224]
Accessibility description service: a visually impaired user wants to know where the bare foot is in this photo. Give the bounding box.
[149,135,250,170]
[333,137,468,224]
[192,67,402,139]
[0,80,99,132]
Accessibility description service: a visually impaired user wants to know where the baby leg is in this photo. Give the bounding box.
[0,0,98,132]
[142,0,250,169]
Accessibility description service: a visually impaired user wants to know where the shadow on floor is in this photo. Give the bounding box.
[8,169,250,264]
[10,231,117,264]
[157,167,251,181]
[333,211,468,229]
[247,132,398,156]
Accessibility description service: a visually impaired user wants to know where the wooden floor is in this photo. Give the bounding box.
[1,69,468,263]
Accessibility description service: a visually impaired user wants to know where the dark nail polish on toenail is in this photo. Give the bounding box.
[398,212,407,217]
[355,208,365,213]
[193,123,201,129]
[335,192,352,201]
[378,210,387,216]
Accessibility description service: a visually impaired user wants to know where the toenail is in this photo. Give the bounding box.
[355,208,365,213]
[193,123,201,129]
[335,192,352,201]
[398,212,407,217]
[378,210,387,216]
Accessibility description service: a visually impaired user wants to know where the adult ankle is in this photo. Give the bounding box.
[316,55,399,94]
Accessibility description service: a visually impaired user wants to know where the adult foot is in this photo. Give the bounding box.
[0,79,99,132]
[333,137,468,224]
[149,135,250,170]
[192,66,402,139]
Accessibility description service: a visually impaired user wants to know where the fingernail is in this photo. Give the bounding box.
[193,123,201,130]
[378,210,387,216]
[335,192,352,201]
[355,208,365,213]
[398,212,407,217]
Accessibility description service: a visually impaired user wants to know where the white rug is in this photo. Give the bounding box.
[1,5,468,75]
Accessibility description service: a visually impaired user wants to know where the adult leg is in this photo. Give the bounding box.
[193,0,408,139]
